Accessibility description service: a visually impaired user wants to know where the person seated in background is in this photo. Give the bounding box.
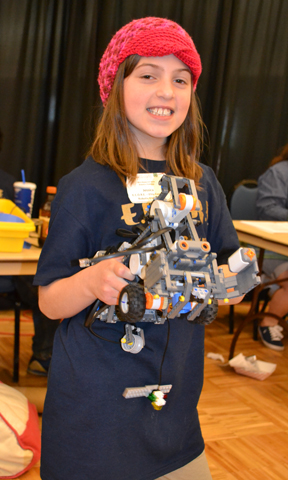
[256,143,288,351]
[0,130,59,375]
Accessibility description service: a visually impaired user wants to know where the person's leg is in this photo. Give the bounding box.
[0,276,15,293]
[155,451,212,480]
[258,261,288,350]
[13,275,59,373]
[260,270,288,326]
[0,276,16,311]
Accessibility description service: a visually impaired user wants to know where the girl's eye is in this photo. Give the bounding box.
[141,75,154,80]
[175,79,187,85]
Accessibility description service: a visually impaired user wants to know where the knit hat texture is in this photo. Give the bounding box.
[98,17,202,106]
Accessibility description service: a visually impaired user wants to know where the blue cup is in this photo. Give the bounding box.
[13,181,37,218]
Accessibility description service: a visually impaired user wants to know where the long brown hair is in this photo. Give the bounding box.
[269,143,288,167]
[88,55,203,185]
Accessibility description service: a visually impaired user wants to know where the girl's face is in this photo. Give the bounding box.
[123,54,192,159]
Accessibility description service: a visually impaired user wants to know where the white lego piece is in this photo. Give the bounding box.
[192,287,208,300]
[228,247,253,273]
[129,252,151,278]
[123,384,172,399]
[118,241,133,251]
[152,391,166,406]
[150,194,196,227]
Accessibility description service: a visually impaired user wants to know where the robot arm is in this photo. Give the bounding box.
[216,247,260,300]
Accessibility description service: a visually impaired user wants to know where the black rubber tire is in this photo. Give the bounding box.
[191,298,218,325]
[115,283,146,323]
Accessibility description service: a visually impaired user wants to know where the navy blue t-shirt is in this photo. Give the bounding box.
[34,157,239,480]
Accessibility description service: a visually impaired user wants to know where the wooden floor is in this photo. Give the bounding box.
[0,303,287,480]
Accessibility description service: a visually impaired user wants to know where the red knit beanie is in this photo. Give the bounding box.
[98,17,202,106]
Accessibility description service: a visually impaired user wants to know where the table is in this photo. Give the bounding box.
[0,242,41,382]
[230,220,288,358]
[0,244,41,276]
[233,220,288,257]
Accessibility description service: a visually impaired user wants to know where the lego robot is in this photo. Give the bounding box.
[79,175,260,353]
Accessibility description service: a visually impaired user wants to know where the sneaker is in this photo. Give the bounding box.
[27,356,50,376]
[258,325,284,351]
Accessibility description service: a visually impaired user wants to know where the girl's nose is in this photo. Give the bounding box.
[156,80,174,99]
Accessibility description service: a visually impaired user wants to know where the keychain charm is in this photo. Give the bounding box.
[123,384,172,410]
[147,390,167,410]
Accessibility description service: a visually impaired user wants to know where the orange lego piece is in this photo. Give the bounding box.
[245,248,255,261]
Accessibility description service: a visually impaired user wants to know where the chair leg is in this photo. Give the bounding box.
[229,314,256,359]
[253,319,258,340]
[253,296,269,340]
[13,300,21,383]
[229,305,234,334]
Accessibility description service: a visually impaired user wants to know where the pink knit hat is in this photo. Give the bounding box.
[98,17,202,106]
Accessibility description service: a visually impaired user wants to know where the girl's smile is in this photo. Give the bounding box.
[147,107,173,117]
[124,54,192,159]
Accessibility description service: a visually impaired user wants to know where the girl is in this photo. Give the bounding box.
[35,17,240,480]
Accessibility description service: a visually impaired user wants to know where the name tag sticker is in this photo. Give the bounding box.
[127,173,164,204]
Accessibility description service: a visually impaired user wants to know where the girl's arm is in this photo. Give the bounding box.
[38,257,135,319]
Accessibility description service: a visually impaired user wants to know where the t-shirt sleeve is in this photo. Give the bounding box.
[33,175,103,287]
[33,206,94,286]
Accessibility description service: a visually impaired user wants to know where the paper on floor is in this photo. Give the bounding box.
[206,352,225,362]
[229,353,276,380]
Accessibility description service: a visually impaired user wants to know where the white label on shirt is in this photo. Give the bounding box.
[126,173,164,204]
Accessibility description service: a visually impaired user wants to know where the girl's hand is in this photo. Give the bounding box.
[88,257,135,305]
[39,257,135,320]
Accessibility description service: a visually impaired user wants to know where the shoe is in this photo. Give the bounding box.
[27,356,50,376]
[258,325,284,351]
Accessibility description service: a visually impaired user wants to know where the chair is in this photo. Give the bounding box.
[229,179,258,220]
[228,180,259,333]
[0,288,22,383]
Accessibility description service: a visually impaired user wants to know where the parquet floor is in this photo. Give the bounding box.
[202,305,288,480]
[0,303,287,479]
